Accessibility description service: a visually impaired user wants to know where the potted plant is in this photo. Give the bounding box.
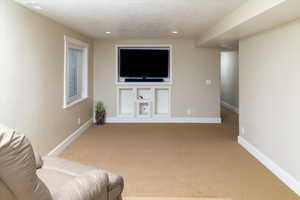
[95,101,106,125]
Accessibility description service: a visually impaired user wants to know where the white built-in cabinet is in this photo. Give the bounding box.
[117,85,171,119]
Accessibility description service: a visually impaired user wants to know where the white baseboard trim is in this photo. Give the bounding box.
[221,101,239,113]
[106,117,222,124]
[48,118,93,156]
[238,136,300,196]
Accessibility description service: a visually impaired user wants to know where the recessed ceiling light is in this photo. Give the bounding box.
[23,0,35,5]
[105,31,111,34]
[171,31,178,34]
[22,1,42,10]
[32,5,42,10]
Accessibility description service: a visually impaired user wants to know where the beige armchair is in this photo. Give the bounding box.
[0,124,124,200]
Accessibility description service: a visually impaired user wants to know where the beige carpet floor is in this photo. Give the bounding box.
[61,108,299,200]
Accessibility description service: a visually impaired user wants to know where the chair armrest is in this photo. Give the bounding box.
[52,170,109,200]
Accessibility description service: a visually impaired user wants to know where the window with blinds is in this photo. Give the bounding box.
[64,36,89,108]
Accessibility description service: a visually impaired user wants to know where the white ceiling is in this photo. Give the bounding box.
[16,0,247,39]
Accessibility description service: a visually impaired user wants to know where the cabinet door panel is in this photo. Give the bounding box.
[119,88,135,116]
[155,88,169,115]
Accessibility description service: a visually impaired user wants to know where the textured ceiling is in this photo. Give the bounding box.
[16,0,247,39]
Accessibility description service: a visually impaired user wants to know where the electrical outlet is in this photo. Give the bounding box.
[187,108,192,116]
[77,117,81,125]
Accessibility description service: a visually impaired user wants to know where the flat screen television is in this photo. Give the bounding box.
[118,47,170,82]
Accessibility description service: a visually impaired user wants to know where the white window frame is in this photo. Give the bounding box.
[63,36,89,109]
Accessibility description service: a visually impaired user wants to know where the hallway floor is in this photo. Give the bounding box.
[61,108,299,200]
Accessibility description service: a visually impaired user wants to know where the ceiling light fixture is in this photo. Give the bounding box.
[23,1,42,10]
[32,5,42,10]
[23,0,35,5]
[171,31,178,34]
[105,31,111,34]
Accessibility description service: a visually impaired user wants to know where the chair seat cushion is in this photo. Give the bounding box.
[41,156,124,200]
[37,168,74,194]
[51,170,108,200]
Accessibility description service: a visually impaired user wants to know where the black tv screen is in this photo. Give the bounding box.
[119,48,170,78]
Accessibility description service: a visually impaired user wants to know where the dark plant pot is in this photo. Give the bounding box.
[95,112,105,125]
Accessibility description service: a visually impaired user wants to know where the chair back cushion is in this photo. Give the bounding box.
[0,180,16,200]
[0,124,52,200]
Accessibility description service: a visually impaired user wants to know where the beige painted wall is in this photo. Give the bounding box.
[221,51,239,109]
[0,0,94,155]
[94,39,220,118]
[239,19,300,182]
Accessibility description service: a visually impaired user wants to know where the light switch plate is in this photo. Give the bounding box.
[241,127,245,135]
[206,80,212,85]
[187,108,192,115]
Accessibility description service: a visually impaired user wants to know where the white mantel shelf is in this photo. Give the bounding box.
[116,82,173,86]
